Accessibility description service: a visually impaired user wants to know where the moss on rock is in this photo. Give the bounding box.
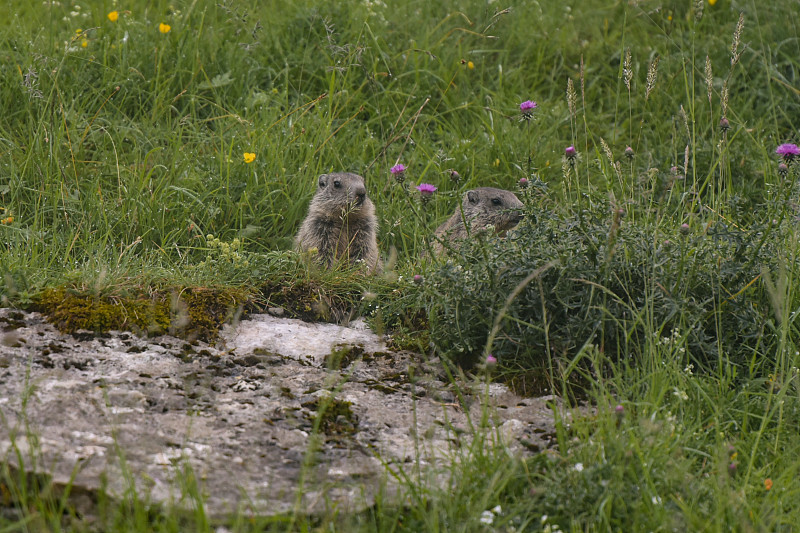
[301,396,358,436]
[258,280,361,323]
[36,287,248,342]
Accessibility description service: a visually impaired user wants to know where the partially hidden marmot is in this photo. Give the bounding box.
[295,172,380,272]
[433,187,524,254]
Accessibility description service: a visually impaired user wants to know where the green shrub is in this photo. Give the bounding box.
[422,198,790,390]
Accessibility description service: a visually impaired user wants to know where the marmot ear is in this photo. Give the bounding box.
[466,190,480,204]
[318,174,328,188]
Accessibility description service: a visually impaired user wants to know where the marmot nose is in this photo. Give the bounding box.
[355,190,366,204]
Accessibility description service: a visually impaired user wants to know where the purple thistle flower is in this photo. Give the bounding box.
[391,163,407,183]
[416,183,437,205]
[518,177,529,189]
[390,163,407,175]
[624,146,634,160]
[519,100,537,122]
[680,223,691,235]
[413,274,423,284]
[778,162,789,178]
[719,117,730,133]
[776,143,800,162]
[565,145,577,165]
[486,354,497,365]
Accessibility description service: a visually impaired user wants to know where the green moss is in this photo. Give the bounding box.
[301,397,358,436]
[386,328,430,353]
[175,287,247,341]
[258,280,361,322]
[37,289,170,336]
[324,344,365,370]
[36,286,248,342]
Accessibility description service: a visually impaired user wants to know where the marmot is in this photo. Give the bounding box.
[295,172,380,272]
[433,187,524,254]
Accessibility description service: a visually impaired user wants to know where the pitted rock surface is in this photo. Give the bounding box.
[0,308,558,518]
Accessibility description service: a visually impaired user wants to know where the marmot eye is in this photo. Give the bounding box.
[333,180,341,188]
[491,198,502,206]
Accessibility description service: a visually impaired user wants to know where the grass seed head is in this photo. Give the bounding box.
[567,77,578,118]
[645,56,659,101]
[623,47,633,91]
[731,13,745,68]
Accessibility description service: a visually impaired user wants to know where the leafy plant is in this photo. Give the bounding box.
[423,198,791,391]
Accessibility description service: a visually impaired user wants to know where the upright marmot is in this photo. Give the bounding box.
[295,172,379,272]
[433,187,524,254]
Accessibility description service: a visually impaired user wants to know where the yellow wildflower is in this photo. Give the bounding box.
[81,39,88,48]
[1,216,13,224]
[467,61,475,70]
[708,0,717,5]
[159,23,171,34]
[108,11,119,22]
[764,478,773,491]
[243,152,256,164]
[75,28,82,34]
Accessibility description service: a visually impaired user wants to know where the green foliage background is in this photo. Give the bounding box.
[2,0,800,530]
[1,0,797,283]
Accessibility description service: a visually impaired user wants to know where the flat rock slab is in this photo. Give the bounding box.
[222,314,387,365]
[0,308,558,520]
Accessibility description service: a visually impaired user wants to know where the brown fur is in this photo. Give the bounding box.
[295,172,379,272]
[433,187,524,254]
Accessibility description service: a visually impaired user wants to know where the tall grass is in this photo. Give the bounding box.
[1,0,792,293]
[2,0,800,530]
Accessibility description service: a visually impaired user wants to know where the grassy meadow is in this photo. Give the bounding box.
[2,0,800,530]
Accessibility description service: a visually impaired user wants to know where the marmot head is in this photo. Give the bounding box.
[315,172,369,213]
[463,187,524,233]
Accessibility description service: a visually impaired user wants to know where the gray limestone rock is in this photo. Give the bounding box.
[0,308,559,520]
